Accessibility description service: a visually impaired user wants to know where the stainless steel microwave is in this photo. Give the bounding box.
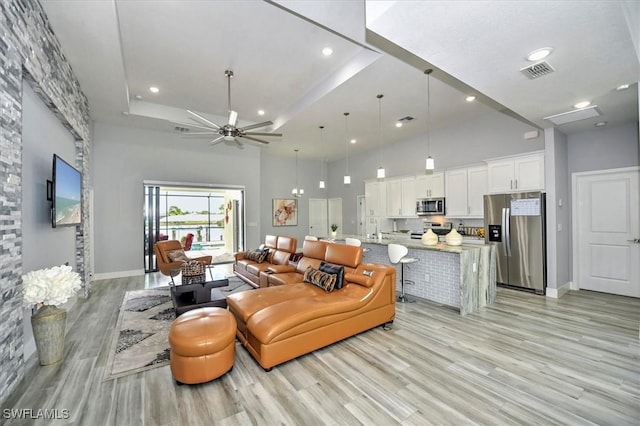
[416,198,445,216]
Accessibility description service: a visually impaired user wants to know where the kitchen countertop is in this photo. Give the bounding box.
[334,234,489,254]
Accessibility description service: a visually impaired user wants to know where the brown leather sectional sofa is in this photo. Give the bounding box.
[233,235,297,288]
[228,239,396,370]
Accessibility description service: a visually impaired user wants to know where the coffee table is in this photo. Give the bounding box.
[170,279,229,316]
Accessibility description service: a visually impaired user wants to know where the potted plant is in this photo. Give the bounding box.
[22,265,82,365]
[330,224,338,237]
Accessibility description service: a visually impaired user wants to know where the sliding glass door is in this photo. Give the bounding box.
[143,183,245,273]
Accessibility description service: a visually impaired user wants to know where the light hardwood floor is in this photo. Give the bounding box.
[3,271,639,425]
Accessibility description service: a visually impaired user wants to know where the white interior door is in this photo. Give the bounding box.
[574,168,639,297]
[308,198,328,238]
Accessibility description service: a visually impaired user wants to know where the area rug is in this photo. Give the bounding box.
[103,277,252,381]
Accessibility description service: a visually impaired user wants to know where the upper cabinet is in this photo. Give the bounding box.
[364,180,387,217]
[386,176,416,218]
[487,152,544,193]
[415,171,444,198]
[445,165,487,218]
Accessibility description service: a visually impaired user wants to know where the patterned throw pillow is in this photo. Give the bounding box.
[319,261,345,290]
[245,248,269,263]
[167,249,189,262]
[303,267,337,292]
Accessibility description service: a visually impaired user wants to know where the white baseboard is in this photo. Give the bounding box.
[546,281,572,298]
[93,269,145,281]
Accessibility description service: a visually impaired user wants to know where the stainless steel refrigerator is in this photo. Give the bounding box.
[484,192,547,294]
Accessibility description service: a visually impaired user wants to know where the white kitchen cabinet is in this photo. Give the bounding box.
[364,180,386,217]
[386,176,416,217]
[445,165,487,218]
[415,171,444,199]
[487,152,544,193]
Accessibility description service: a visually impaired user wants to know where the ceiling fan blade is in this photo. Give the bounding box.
[228,110,238,127]
[209,136,225,145]
[187,110,221,129]
[240,120,273,132]
[238,135,270,145]
[244,132,283,137]
[181,131,220,136]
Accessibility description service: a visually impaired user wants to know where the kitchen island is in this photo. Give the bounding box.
[334,234,496,315]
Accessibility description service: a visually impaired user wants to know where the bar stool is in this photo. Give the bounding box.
[388,244,419,303]
[345,237,370,253]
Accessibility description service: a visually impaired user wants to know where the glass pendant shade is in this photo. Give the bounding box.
[426,156,435,170]
[343,112,351,185]
[318,126,326,189]
[343,175,351,185]
[377,167,386,179]
[319,180,325,189]
[376,94,385,180]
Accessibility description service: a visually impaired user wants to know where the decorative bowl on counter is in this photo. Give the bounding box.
[445,229,463,246]
[421,229,438,246]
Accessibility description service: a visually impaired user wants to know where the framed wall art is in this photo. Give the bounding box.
[273,198,298,226]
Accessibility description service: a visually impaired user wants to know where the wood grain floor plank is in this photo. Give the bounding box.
[2,277,638,425]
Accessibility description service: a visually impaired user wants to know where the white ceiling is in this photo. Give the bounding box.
[40,0,639,161]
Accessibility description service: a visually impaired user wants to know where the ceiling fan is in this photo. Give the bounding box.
[175,70,282,146]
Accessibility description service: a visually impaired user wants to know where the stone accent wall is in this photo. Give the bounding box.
[0,0,91,404]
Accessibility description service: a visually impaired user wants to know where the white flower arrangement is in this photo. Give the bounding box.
[22,265,82,307]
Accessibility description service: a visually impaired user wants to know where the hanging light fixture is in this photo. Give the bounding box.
[376,94,386,179]
[343,112,351,185]
[424,69,435,171]
[318,126,326,189]
[291,149,304,197]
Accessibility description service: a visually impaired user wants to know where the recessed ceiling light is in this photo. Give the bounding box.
[574,101,591,109]
[594,121,607,127]
[395,122,403,128]
[134,94,143,100]
[350,139,356,144]
[465,95,476,102]
[322,47,333,56]
[527,47,553,61]
[616,84,630,91]
[149,86,159,94]
[257,109,265,116]
[121,111,129,116]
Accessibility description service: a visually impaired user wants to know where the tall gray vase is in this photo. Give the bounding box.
[31,305,67,365]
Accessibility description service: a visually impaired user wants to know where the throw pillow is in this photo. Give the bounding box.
[303,267,337,293]
[245,248,269,263]
[319,261,345,290]
[167,249,189,263]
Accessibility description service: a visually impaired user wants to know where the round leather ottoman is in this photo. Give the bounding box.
[169,307,236,384]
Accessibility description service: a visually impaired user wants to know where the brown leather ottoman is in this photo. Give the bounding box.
[168,307,236,384]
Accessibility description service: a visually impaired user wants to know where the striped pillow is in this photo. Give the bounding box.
[245,248,269,263]
[303,267,337,292]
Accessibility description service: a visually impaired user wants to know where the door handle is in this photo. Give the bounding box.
[628,238,640,244]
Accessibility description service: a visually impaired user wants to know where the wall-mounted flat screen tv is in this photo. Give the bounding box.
[49,154,82,228]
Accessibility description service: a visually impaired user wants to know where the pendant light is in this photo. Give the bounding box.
[291,149,304,197]
[424,69,435,171]
[343,112,351,185]
[376,94,386,179]
[318,126,326,189]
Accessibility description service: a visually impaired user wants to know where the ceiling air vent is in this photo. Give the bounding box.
[398,116,414,122]
[174,126,190,133]
[520,61,555,79]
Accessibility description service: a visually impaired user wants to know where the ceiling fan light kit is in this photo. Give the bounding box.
[174,70,282,147]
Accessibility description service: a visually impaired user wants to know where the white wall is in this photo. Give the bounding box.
[92,122,262,276]
[544,128,570,293]
[327,109,545,234]
[21,82,79,360]
[567,122,639,173]
[260,151,328,245]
